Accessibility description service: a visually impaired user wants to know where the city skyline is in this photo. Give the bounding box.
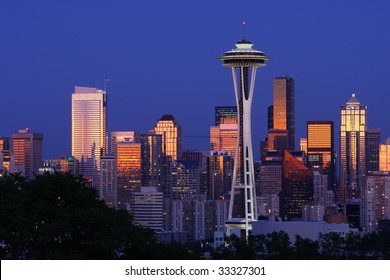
[1,1,390,160]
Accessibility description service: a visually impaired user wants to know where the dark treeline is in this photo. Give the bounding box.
[0,173,196,260]
[1,172,390,260]
[213,231,390,260]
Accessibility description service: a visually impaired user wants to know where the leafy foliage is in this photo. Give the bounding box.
[213,230,390,260]
[0,173,193,260]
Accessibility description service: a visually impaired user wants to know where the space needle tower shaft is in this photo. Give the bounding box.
[219,23,269,239]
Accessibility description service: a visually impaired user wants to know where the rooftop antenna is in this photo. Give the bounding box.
[242,20,246,40]
[104,76,109,92]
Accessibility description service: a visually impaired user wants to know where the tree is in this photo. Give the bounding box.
[0,173,164,259]
[293,235,320,259]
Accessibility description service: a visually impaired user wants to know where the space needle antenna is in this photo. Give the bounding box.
[242,20,246,40]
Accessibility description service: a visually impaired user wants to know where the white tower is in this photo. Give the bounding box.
[220,26,269,239]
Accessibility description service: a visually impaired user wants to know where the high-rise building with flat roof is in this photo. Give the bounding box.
[307,121,336,190]
[116,142,141,209]
[339,93,367,202]
[273,76,295,151]
[140,133,163,189]
[110,131,139,155]
[11,129,43,181]
[215,106,237,126]
[380,138,390,171]
[71,86,107,189]
[154,114,182,161]
[280,150,313,220]
[210,120,238,159]
[129,187,163,231]
[207,151,233,200]
[366,128,380,174]
[100,154,117,208]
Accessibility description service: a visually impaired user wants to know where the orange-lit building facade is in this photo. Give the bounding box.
[210,118,238,156]
[11,129,43,181]
[116,142,141,209]
[71,86,107,189]
[380,139,390,171]
[307,121,336,190]
[154,114,182,161]
[279,150,313,220]
[339,94,366,202]
[273,77,295,151]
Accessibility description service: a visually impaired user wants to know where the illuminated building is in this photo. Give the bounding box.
[307,121,336,190]
[43,155,78,175]
[339,93,367,202]
[366,128,380,174]
[300,138,307,154]
[129,187,163,231]
[100,154,117,208]
[219,29,269,238]
[110,131,139,154]
[267,128,288,155]
[273,76,295,151]
[71,86,107,190]
[116,142,141,209]
[210,119,238,158]
[260,160,282,197]
[362,172,390,233]
[0,137,11,174]
[207,150,234,200]
[215,106,237,126]
[154,114,182,161]
[182,150,208,169]
[171,160,200,200]
[279,150,313,220]
[11,129,43,181]
[380,138,390,171]
[140,133,163,189]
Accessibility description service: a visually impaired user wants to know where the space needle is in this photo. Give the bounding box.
[219,22,269,239]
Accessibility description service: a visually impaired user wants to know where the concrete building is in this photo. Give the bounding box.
[129,186,163,231]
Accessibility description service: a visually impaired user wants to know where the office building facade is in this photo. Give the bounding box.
[273,76,295,151]
[11,129,43,181]
[71,86,107,189]
[339,93,367,202]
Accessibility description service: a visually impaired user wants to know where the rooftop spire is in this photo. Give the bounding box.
[242,20,246,40]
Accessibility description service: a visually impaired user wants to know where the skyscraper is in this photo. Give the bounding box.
[307,121,336,190]
[110,131,139,155]
[207,150,234,200]
[279,150,313,220]
[219,31,269,238]
[273,76,295,151]
[380,138,390,171]
[366,128,380,174]
[100,154,117,208]
[210,119,238,157]
[154,114,182,161]
[71,86,107,189]
[116,142,141,209]
[140,133,163,189]
[215,106,237,126]
[11,129,43,181]
[339,93,367,202]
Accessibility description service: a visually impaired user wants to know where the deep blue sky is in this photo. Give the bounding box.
[1,0,390,159]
